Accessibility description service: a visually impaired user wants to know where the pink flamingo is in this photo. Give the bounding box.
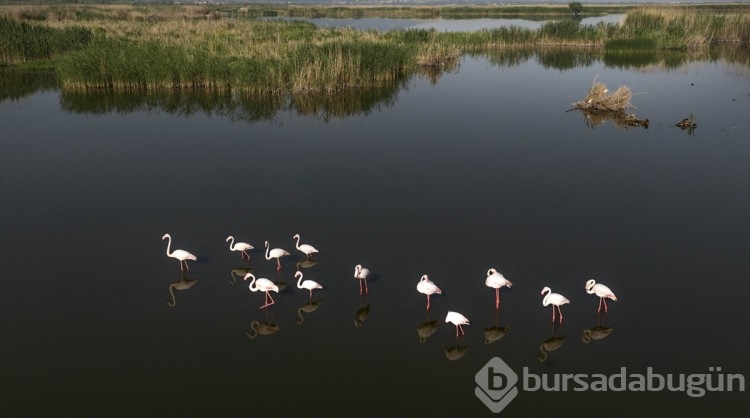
[162,233,196,271]
[244,273,279,309]
[292,234,319,259]
[226,236,253,260]
[264,241,289,271]
[585,279,617,313]
[485,268,513,310]
[295,271,323,300]
[541,286,570,323]
[416,274,442,310]
[445,310,470,337]
[354,264,370,295]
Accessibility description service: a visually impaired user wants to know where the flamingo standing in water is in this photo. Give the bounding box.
[485,268,513,310]
[295,271,323,300]
[292,234,319,259]
[445,310,470,337]
[162,233,196,271]
[416,274,442,311]
[354,264,371,295]
[264,241,289,271]
[244,273,279,309]
[226,236,253,260]
[585,279,618,314]
[541,286,570,323]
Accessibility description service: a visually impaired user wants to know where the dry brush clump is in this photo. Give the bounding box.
[573,80,633,111]
[572,78,649,128]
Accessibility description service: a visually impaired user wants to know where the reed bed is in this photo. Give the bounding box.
[1,4,747,93]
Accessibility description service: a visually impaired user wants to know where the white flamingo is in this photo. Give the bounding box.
[244,273,279,309]
[354,264,371,295]
[416,274,442,311]
[162,233,196,271]
[585,279,618,314]
[445,310,470,337]
[295,271,323,300]
[485,268,513,310]
[292,234,319,259]
[264,241,289,271]
[541,286,570,323]
[226,236,253,260]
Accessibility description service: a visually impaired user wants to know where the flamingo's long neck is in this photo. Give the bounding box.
[165,235,173,257]
[294,235,301,251]
[249,276,258,292]
[228,237,235,251]
[296,274,303,289]
[542,292,550,307]
[265,243,271,260]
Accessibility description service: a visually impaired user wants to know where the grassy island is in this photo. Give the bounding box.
[1,3,748,94]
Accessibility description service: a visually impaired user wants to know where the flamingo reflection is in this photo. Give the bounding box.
[354,303,371,327]
[444,344,469,361]
[416,312,439,343]
[581,314,614,343]
[296,259,318,270]
[484,311,510,345]
[296,300,322,325]
[246,320,280,339]
[538,324,567,363]
[229,267,253,285]
[167,273,197,308]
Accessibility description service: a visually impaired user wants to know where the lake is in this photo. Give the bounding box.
[1,47,749,417]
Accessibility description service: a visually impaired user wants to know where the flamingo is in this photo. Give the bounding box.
[485,268,513,310]
[295,271,323,300]
[162,233,196,271]
[264,241,289,271]
[244,273,279,309]
[445,310,470,337]
[541,286,570,323]
[416,274,442,311]
[292,234,319,259]
[585,279,618,314]
[226,236,253,260]
[354,264,371,295]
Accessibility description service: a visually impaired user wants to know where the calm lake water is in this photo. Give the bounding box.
[1,47,749,417]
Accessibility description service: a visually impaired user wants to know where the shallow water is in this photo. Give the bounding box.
[1,52,749,417]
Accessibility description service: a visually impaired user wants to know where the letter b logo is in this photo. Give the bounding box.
[475,357,518,413]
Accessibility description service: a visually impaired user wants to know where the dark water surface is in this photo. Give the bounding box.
[1,54,749,417]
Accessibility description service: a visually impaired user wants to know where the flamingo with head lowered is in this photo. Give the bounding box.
[445,310,470,337]
[485,268,513,310]
[292,234,319,259]
[226,236,253,260]
[417,274,442,311]
[162,234,196,271]
[354,264,371,295]
[541,286,570,323]
[585,279,617,314]
[265,241,290,271]
[244,273,279,309]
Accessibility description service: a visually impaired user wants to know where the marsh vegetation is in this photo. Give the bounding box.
[1,4,748,94]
